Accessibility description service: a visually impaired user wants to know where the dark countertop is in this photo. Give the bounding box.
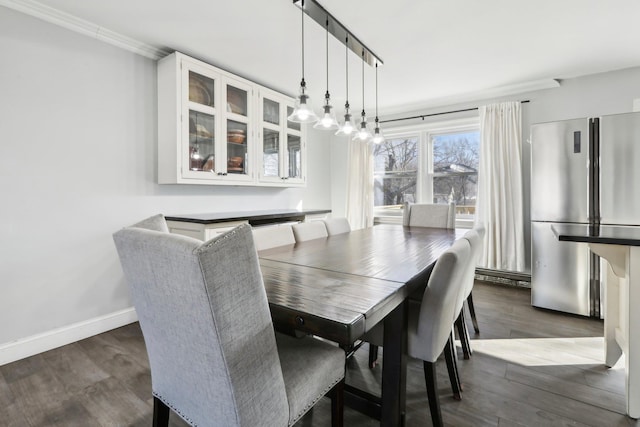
[552,224,640,247]
[165,209,331,225]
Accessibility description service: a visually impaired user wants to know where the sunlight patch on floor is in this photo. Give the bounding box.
[468,337,626,368]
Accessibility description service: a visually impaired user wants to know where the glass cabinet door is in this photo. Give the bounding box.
[286,134,302,179]
[226,119,248,175]
[189,111,215,172]
[184,68,218,178]
[285,106,304,183]
[262,97,281,179]
[227,84,248,117]
[262,129,280,178]
[221,77,253,181]
[257,90,305,185]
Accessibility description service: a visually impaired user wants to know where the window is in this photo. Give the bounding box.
[373,118,479,225]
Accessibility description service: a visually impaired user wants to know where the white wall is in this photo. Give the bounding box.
[0,8,331,362]
[332,67,640,273]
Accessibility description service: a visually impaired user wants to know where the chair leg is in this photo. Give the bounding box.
[455,309,472,359]
[423,361,444,427]
[467,291,480,334]
[153,397,170,427]
[329,379,344,427]
[368,344,379,369]
[444,334,462,400]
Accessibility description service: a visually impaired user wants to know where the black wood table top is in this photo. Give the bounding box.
[552,224,640,247]
[259,224,466,344]
[165,208,331,225]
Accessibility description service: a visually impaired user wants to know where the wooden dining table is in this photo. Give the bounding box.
[258,223,465,426]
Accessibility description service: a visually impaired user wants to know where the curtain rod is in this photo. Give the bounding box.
[380,100,530,124]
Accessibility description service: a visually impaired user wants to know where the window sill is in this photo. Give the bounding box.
[374,216,475,229]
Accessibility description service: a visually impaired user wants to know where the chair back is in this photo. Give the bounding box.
[461,226,484,296]
[409,238,471,363]
[403,202,456,229]
[252,225,296,251]
[322,217,351,236]
[113,215,288,427]
[292,221,329,242]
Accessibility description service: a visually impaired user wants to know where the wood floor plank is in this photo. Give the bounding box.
[41,342,110,395]
[77,376,151,426]
[6,364,91,426]
[76,332,152,403]
[505,363,627,415]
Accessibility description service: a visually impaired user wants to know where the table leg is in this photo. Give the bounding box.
[381,301,407,426]
[593,243,640,419]
[603,260,623,367]
[627,246,640,418]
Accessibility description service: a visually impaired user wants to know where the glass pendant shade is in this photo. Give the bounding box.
[288,82,318,123]
[336,107,356,135]
[353,116,372,142]
[314,92,339,129]
[371,124,385,144]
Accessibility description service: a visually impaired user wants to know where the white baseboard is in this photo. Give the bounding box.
[0,307,138,366]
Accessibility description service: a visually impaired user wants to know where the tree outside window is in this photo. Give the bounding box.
[432,131,479,216]
[372,121,479,221]
[373,137,418,212]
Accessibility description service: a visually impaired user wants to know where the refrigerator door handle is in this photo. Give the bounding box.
[589,118,601,225]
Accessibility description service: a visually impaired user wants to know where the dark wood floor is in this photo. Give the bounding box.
[1,282,637,426]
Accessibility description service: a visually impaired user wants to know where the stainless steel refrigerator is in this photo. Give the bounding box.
[530,112,640,317]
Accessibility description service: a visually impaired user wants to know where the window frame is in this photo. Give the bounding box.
[374,117,480,227]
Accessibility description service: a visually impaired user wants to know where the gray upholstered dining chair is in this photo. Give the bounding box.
[252,224,296,251]
[455,226,486,359]
[113,214,345,427]
[369,201,457,366]
[403,202,456,229]
[364,238,471,427]
[322,217,351,236]
[292,221,329,242]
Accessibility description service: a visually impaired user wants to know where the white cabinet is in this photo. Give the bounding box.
[158,52,305,187]
[257,88,306,186]
[166,220,247,241]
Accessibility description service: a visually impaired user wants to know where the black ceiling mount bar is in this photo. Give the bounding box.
[293,0,383,67]
[380,100,530,124]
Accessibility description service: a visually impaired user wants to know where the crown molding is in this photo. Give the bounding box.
[381,78,561,117]
[0,0,171,60]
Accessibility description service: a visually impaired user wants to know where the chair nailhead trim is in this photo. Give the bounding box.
[153,392,196,426]
[288,374,344,426]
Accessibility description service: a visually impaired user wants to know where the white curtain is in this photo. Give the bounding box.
[345,139,374,230]
[476,101,525,271]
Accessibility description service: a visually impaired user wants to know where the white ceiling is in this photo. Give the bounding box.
[11,0,640,115]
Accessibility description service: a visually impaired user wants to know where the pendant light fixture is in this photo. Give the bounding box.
[353,49,372,142]
[288,0,318,124]
[335,35,356,136]
[314,17,339,130]
[371,62,385,144]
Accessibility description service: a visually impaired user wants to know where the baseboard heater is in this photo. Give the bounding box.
[475,268,531,288]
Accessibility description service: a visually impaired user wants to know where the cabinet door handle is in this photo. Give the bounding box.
[218,172,228,176]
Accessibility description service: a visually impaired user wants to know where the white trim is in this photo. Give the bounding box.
[0,0,170,59]
[381,78,560,116]
[0,307,138,366]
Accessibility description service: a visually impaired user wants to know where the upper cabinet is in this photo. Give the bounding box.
[158,52,305,187]
[258,88,306,186]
